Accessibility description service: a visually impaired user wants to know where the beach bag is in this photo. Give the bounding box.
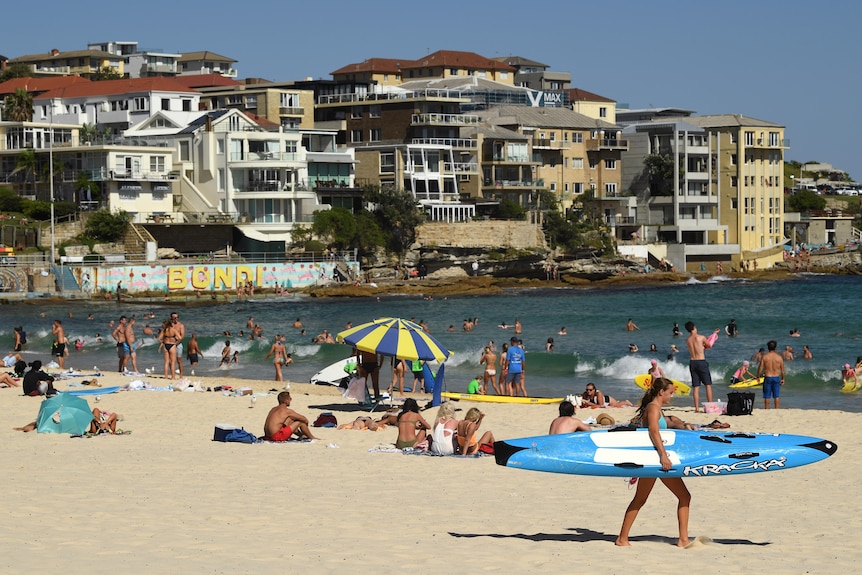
[223,428,258,443]
[313,412,338,428]
[726,392,754,416]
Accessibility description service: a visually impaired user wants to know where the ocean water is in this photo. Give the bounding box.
[3,273,861,412]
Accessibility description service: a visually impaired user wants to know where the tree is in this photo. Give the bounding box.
[496,199,526,220]
[92,67,123,81]
[11,149,37,196]
[312,208,357,250]
[0,187,23,212]
[84,209,131,242]
[363,185,426,254]
[644,154,675,196]
[0,63,33,82]
[2,88,33,122]
[787,189,826,212]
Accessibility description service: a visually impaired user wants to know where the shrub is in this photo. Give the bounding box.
[84,209,131,242]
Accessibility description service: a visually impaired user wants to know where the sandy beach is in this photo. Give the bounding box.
[0,370,856,575]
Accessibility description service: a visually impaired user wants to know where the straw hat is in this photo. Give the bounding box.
[596,413,616,426]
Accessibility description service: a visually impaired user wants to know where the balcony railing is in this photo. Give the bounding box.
[228,152,300,162]
[317,88,469,105]
[279,107,304,115]
[443,162,479,173]
[533,138,571,149]
[586,138,629,151]
[410,138,478,149]
[411,113,480,126]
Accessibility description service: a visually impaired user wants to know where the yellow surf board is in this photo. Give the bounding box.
[440,392,564,404]
[841,381,861,393]
[634,374,691,396]
[729,377,765,389]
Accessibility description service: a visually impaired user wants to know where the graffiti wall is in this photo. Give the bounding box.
[74,261,359,294]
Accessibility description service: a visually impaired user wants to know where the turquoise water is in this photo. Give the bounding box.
[3,273,861,412]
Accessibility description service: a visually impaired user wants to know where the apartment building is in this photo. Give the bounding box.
[87,40,181,78]
[476,106,625,211]
[9,49,124,79]
[28,77,200,134]
[494,56,571,93]
[177,51,237,78]
[567,88,617,124]
[195,80,315,131]
[619,110,787,270]
[0,118,175,217]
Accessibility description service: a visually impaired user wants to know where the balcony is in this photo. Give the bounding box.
[532,138,571,150]
[144,63,177,74]
[410,138,478,149]
[411,113,480,126]
[279,107,304,116]
[229,152,300,162]
[586,138,629,151]
[443,162,479,174]
[484,180,539,189]
[317,88,469,106]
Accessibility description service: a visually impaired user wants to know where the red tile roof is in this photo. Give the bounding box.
[566,88,615,103]
[404,50,515,72]
[331,58,413,76]
[30,77,200,100]
[0,76,91,97]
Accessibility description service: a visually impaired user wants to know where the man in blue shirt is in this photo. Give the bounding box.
[505,337,526,396]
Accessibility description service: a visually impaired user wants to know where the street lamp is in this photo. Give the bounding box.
[49,105,55,266]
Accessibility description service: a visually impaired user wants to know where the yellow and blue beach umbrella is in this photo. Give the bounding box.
[336,317,452,362]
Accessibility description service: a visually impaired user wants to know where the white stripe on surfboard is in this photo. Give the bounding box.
[594,447,681,466]
[589,430,677,448]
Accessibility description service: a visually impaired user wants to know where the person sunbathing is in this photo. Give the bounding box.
[338,416,384,431]
[549,401,590,434]
[456,408,495,455]
[395,398,431,449]
[0,372,20,388]
[263,391,319,441]
[90,408,118,434]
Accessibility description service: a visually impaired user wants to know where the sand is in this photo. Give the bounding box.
[0,370,856,575]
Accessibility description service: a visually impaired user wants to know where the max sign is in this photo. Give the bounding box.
[527,90,564,107]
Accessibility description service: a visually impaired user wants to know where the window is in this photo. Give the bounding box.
[731,176,738,187]
[369,105,381,118]
[507,143,528,162]
[161,98,170,111]
[370,128,381,142]
[572,158,584,169]
[573,183,584,195]
[500,71,508,79]
[284,141,297,153]
[731,198,738,210]
[279,93,298,108]
[217,138,225,154]
[744,131,754,146]
[769,132,780,146]
[228,115,240,131]
[605,159,616,169]
[351,107,362,119]
[730,133,738,144]
[549,132,556,142]
[351,130,362,143]
[605,183,617,196]
[182,99,192,112]
[380,152,395,173]
[227,94,242,105]
[564,157,568,168]
[730,154,737,165]
[599,107,607,118]
[133,97,147,111]
[150,156,166,173]
[549,183,556,192]
[179,141,190,161]
[564,183,569,192]
[245,95,257,108]
[449,68,458,76]
[589,159,597,170]
[572,133,583,143]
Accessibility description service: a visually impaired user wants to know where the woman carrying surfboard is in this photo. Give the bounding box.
[617,378,695,548]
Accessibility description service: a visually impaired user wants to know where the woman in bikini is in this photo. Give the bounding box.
[480,346,498,395]
[617,377,695,547]
[582,384,633,408]
[158,318,179,380]
[388,357,406,397]
[394,398,431,449]
[455,408,495,455]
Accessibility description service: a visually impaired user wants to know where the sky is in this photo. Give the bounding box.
[3,0,859,179]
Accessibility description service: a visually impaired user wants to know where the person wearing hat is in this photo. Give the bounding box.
[647,359,665,382]
[22,361,57,397]
[729,360,756,385]
[842,363,858,390]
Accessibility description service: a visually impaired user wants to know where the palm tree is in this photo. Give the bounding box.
[2,88,33,122]
[11,149,38,197]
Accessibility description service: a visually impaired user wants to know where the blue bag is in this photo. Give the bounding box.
[223,428,258,443]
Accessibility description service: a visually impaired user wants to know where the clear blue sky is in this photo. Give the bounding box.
[4,0,859,179]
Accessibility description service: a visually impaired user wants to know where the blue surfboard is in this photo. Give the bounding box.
[65,386,122,396]
[494,429,837,478]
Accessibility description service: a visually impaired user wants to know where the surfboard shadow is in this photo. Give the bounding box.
[448,527,770,546]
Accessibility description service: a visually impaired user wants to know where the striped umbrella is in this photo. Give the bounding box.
[336,317,452,362]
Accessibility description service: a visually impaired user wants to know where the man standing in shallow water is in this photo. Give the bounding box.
[685,321,719,412]
[757,340,785,409]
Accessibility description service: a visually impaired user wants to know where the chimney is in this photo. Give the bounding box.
[51,48,60,56]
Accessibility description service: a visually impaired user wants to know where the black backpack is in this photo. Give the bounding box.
[727,392,754,416]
